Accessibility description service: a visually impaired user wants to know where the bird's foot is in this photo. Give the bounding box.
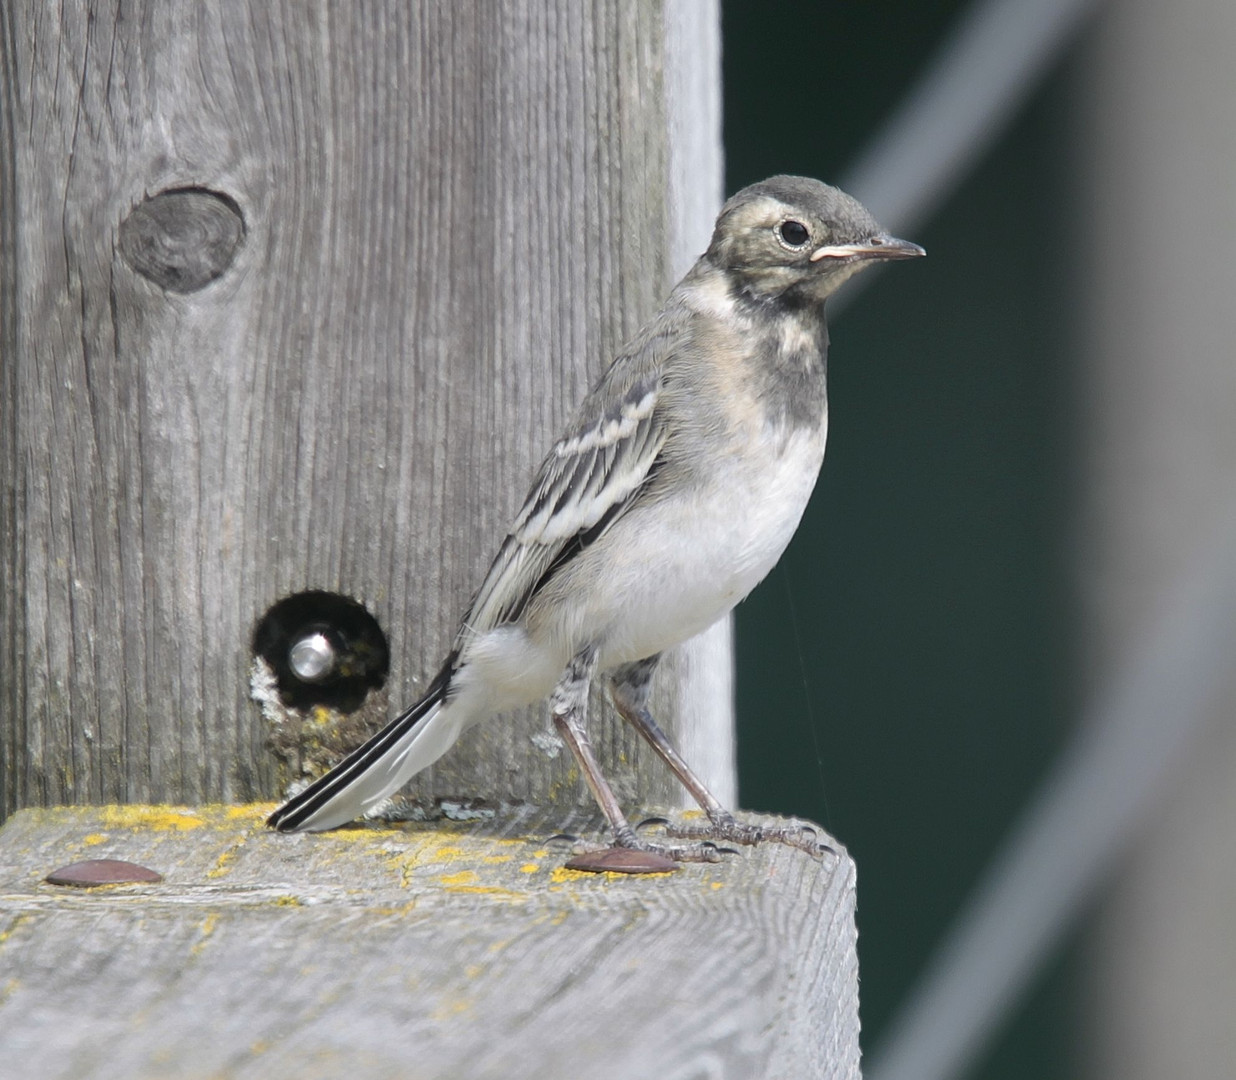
[639,813,834,859]
[557,827,736,873]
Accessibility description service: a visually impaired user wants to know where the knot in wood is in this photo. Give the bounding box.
[120,187,245,292]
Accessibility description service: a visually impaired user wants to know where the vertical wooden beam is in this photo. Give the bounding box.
[0,1,731,816]
[662,0,733,809]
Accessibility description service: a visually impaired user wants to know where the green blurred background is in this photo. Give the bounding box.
[723,4,1080,1076]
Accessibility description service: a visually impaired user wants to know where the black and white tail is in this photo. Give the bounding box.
[267,668,458,832]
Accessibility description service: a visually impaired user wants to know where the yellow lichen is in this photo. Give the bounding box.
[0,914,34,944]
[189,913,219,957]
[99,805,205,831]
[429,845,466,861]
[206,846,239,879]
[224,804,272,822]
[437,870,478,887]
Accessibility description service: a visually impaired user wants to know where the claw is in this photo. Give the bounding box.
[789,830,834,859]
[635,816,671,832]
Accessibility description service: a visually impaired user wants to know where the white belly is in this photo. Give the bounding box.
[588,418,828,668]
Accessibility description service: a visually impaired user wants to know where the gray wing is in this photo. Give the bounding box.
[458,367,668,639]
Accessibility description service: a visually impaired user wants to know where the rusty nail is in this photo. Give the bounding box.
[45,859,163,887]
[564,847,679,874]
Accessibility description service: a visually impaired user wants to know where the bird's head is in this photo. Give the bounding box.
[706,175,924,305]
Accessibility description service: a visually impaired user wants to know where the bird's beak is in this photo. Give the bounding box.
[809,234,926,263]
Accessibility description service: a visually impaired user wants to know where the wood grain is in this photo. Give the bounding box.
[0,5,862,1072]
[0,2,731,816]
[0,804,860,1079]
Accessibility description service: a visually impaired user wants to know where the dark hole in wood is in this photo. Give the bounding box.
[252,591,390,712]
[119,187,245,292]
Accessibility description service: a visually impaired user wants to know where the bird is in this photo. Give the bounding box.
[268,175,924,863]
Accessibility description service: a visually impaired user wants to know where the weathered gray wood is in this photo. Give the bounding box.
[0,806,860,1079]
[0,2,731,815]
[661,0,734,810]
[0,5,862,1072]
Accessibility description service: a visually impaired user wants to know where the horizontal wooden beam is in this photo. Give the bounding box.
[0,805,859,1078]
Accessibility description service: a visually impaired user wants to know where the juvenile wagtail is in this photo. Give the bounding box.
[269,175,923,862]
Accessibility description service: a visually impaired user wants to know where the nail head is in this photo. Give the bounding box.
[45,859,164,887]
[564,847,679,874]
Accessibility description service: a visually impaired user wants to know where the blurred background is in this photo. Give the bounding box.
[722,1,1236,1078]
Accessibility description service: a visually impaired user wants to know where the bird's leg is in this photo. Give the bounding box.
[550,646,636,845]
[609,656,833,858]
[607,656,729,818]
[551,647,728,864]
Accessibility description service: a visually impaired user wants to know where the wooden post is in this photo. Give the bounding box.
[0,0,729,816]
[0,4,859,1075]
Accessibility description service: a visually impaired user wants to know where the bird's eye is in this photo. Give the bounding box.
[778,220,810,248]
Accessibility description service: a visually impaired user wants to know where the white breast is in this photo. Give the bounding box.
[588,412,829,668]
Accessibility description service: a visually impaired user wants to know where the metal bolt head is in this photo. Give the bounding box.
[289,632,336,682]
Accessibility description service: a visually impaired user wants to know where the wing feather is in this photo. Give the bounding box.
[459,369,667,638]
